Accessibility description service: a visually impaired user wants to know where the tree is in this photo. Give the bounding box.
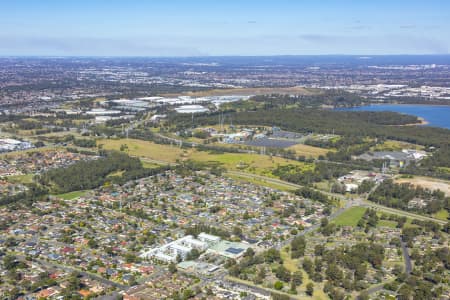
[314,244,325,256]
[3,255,17,270]
[355,263,367,281]
[232,226,243,237]
[358,291,369,300]
[182,288,194,300]
[274,281,284,290]
[264,248,281,263]
[291,236,306,258]
[168,262,177,274]
[302,258,314,275]
[275,265,291,282]
[292,271,303,285]
[244,247,255,257]
[186,248,200,260]
[306,283,314,296]
[326,263,343,283]
[290,280,298,294]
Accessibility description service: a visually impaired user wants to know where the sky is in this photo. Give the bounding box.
[0,0,449,56]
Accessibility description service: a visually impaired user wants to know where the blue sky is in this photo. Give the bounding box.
[0,0,449,56]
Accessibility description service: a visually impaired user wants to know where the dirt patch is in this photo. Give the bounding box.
[396,176,450,196]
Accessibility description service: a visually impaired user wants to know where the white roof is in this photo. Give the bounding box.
[198,232,221,242]
[155,252,175,262]
[170,244,191,253]
[0,138,22,145]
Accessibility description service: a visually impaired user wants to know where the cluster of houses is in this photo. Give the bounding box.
[0,166,328,298]
[93,170,327,245]
[0,179,27,197]
[0,150,97,177]
[123,272,197,300]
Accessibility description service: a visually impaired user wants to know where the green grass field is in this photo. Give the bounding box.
[98,138,312,177]
[190,151,312,176]
[54,190,88,200]
[287,144,331,158]
[141,161,162,169]
[332,207,367,226]
[378,219,398,228]
[98,138,185,163]
[372,139,424,151]
[6,174,35,184]
[433,209,449,221]
[226,174,296,192]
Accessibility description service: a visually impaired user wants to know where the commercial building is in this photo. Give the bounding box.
[0,138,33,153]
[140,235,208,263]
[140,232,250,262]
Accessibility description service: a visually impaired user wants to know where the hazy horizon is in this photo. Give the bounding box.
[1,0,449,56]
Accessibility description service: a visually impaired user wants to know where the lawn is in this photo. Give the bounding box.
[97,138,186,163]
[332,207,367,226]
[226,174,296,192]
[372,140,424,151]
[190,151,311,176]
[433,209,449,221]
[141,161,163,169]
[403,218,420,229]
[6,174,35,184]
[378,220,398,228]
[54,190,89,200]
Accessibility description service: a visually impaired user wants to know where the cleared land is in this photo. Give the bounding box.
[189,151,312,176]
[6,174,35,184]
[372,140,424,151]
[226,173,296,192]
[287,144,330,158]
[378,219,398,228]
[332,207,367,226]
[98,138,185,163]
[98,138,312,176]
[395,176,450,196]
[54,190,88,200]
[433,209,449,221]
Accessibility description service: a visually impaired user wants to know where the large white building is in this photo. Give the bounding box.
[0,138,33,153]
[141,232,251,262]
[175,105,209,114]
[140,235,209,263]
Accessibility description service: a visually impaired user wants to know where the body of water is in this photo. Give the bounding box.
[338,104,450,129]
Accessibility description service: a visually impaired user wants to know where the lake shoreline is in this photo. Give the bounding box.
[337,104,450,129]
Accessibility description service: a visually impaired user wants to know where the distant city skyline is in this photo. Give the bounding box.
[1,0,449,56]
